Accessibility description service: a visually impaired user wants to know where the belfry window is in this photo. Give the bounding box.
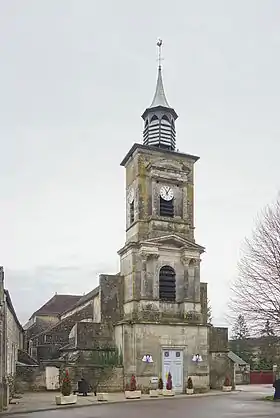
[160,197,174,217]
[130,201,135,224]
[159,265,176,301]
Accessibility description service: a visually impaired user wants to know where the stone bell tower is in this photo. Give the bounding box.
[118,40,205,321]
[115,40,210,393]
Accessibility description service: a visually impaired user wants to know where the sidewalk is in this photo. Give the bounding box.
[1,390,237,416]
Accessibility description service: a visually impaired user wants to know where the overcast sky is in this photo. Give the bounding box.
[1,0,280,325]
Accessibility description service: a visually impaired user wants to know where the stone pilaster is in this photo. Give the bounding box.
[180,255,189,302]
[140,252,159,299]
[193,259,201,302]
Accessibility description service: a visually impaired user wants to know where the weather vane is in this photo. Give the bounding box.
[157,38,164,68]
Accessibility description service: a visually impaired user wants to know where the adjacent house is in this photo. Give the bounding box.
[0,267,24,411]
[4,290,24,376]
[24,293,81,359]
[27,288,98,362]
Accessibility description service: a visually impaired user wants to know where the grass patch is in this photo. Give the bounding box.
[262,395,274,401]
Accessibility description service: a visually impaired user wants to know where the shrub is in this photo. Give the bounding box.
[61,369,72,396]
[130,375,137,391]
[224,376,231,386]
[166,372,172,390]
[187,377,193,389]
[158,377,163,390]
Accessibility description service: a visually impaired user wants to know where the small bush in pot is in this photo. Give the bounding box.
[61,369,72,396]
[55,369,77,405]
[186,377,194,395]
[125,375,141,399]
[222,376,232,392]
[130,375,137,391]
[166,372,172,390]
[157,377,163,395]
[163,372,174,396]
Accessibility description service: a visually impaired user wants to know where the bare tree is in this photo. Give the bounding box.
[230,197,280,335]
[207,299,213,325]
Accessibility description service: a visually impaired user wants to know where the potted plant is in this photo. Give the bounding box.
[186,377,194,395]
[55,369,77,405]
[163,372,175,396]
[158,377,164,395]
[124,375,141,399]
[222,376,232,392]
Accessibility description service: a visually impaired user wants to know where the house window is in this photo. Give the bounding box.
[159,265,176,301]
[130,201,135,224]
[160,197,174,217]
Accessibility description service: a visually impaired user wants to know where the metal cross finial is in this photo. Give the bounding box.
[157,38,164,68]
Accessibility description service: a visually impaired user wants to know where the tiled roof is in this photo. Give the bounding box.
[32,294,81,318]
[228,351,248,365]
[61,286,99,316]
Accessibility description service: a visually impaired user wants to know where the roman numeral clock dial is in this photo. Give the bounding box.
[160,185,174,201]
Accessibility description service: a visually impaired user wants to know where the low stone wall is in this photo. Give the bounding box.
[15,365,46,393]
[67,365,124,392]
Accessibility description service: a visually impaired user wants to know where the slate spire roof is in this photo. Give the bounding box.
[149,65,171,109]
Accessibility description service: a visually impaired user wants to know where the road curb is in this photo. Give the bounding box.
[0,390,238,416]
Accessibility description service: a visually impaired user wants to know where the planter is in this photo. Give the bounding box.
[162,389,175,397]
[186,388,194,395]
[125,390,141,399]
[97,392,108,402]
[222,386,232,392]
[149,389,159,397]
[55,394,77,405]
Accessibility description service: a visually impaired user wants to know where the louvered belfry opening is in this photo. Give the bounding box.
[160,197,174,217]
[159,265,176,301]
[143,113,176,151]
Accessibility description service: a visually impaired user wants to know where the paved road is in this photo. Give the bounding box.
[13,392,279,418]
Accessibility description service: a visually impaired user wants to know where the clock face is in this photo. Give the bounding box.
[127,187,135,204]
[160,185,174,201]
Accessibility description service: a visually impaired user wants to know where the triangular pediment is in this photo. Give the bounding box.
[142,234,205,253]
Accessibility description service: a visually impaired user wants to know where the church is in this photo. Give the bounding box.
[24,41,232,394]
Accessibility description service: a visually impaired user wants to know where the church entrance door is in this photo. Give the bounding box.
[162,349,183,393]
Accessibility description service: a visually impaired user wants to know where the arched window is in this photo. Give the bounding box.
[161,115,170,123]
[159,266,176,301]
[150,115,159,122]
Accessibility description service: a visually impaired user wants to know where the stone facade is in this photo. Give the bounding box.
[20,58,231,395]
[5,292,24,376]
[114,143,211,392]
[0,267,24,411]
[21,141,232,393]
